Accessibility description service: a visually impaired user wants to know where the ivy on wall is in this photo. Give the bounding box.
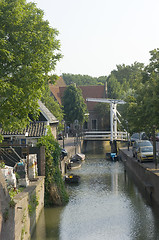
[37,127,68,206]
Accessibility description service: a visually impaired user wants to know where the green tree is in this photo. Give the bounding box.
[135,73,159,132]
[107,74,123,99]
[62,84,88,124]
[107,62,144,99]
[119,96,139,134]
[130,50,159,133]
[62,73,107,86]
[119,52,159,134]
[0,0,61,132]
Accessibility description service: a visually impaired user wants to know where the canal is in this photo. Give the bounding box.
[32,141,159,240]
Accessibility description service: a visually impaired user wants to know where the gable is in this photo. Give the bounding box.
[38,100,58,124]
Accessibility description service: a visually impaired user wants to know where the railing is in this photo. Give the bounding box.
[83,131,128,141]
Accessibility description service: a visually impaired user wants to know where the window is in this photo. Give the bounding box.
[92,120,97,130]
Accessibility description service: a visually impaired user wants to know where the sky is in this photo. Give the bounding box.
[28,0,159,77]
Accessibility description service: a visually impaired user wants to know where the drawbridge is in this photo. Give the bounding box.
[84,98,128,142]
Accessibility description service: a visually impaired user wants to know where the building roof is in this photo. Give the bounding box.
[79,85,106,111]
[0,101,58,138]
[54,76,66,87]
[49,85,62,104]
[49,85,106,111]
[38,100,58,124]
[0,122,47,138]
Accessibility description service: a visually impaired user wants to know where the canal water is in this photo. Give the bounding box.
[32,141,159,240]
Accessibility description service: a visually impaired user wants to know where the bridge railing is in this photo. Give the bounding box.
[83,131,128,141]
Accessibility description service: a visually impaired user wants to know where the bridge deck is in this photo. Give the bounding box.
[83,131,128,141]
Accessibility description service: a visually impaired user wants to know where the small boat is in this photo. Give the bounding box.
[106,152,118,161]
[65,174,80,184]
[70,153,85,162]
[67,161,82,170]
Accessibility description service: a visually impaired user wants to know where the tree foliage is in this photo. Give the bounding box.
[62,84,88,124]
[107,62,144,99]
[0,0,61,131]
[119,50,159,134]
[62,73,107,86]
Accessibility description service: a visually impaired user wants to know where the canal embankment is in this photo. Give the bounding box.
[0,137,82,240]
[32,140,159,240]
[58,137,82,175]
[119,147,159,205]
[0,174,44,240]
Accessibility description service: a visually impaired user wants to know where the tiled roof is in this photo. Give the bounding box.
[49,85,62,104]
[49,85,106,111]
[79,85,106,111]
[0,101,58,138]
[54,76,66,87]
[0,122,47,138]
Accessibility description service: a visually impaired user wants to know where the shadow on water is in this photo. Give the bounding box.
[32,141,159,240]
[31,206,63,240]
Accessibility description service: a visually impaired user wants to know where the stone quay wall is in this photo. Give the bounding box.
[119,148,159,206]
[0,174,44,240]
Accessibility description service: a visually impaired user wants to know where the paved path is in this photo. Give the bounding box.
[58,137,75,149]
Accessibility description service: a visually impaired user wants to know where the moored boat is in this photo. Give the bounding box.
[106,152,118,161]
[65,173,80,184]
[67,161,82,170]
[70,153,85,162]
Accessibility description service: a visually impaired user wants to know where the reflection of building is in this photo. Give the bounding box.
[0,100,58,146]
[50,78,109,131]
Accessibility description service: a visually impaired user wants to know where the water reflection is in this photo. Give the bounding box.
[32,141,159,240]
[31,207,63,240]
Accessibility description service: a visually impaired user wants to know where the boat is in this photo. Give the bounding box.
[67,161,82,170]
[106,152,118,161]
[70,153,85,161]
[65,173,80,184]
[67,153,84,170]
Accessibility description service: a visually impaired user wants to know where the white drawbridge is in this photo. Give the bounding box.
[86,98,127,142]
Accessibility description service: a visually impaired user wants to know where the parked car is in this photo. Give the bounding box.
[131,133,140,144]
[132,140,153,158]
[137,146,153,163]
[131,132,148,145]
